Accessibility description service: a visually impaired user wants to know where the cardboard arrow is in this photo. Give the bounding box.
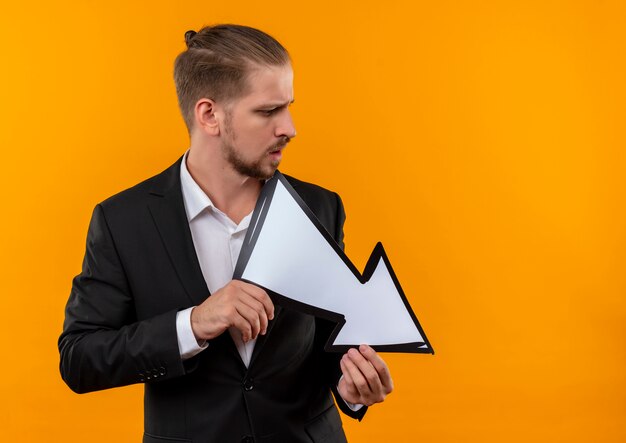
[233,172,434,354]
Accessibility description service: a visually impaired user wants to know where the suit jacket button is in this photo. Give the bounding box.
[241,436,254,443]
[243,378,254,391]
[159,366,167,376]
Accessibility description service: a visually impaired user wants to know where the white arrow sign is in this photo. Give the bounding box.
[233,172,433,354]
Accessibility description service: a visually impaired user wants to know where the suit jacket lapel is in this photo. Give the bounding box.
[147,156,209,307]
[146,156,245,366]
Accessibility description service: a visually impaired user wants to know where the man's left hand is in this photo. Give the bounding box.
[338,344,393,406]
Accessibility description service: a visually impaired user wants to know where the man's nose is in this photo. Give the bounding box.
[276,109,296,139]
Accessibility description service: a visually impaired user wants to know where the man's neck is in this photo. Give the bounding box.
[186,146,262,225]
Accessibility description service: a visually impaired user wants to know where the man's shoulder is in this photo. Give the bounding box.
[282,173,339,201]
[97,156,182,212]
[281,172,344,220]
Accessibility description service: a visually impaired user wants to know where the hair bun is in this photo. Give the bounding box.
[184,30,197,48]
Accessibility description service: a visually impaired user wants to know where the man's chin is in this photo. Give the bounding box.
[245,164,278,181]
[259,164,279,180]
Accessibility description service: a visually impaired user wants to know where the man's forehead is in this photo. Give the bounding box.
[242,64,294,103]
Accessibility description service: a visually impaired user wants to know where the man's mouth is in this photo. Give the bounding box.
[268,137,290,161]
[268,145,285,165]
[269,148,283,159]
[269,142,288,155]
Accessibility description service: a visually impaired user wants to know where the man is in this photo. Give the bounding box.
[59,24,393,443]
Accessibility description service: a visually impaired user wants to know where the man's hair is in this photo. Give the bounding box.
[174,24,291,133]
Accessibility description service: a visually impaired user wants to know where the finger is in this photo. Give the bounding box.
[231,312,253,342]
[339,358,359,401]
[243,285,274,320]
[359,344,393,393]
[240,283,275,320]
[234,303,261,340]
[347,348,383,398]
[341,351,371,400]
[340,358,355,389]
[239,295,269,334]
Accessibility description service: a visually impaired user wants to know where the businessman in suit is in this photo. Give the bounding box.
[59,24,393,442]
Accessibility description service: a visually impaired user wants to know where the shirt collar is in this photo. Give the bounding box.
[180,149,215,222]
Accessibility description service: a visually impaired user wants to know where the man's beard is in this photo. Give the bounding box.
[222,139,280,180]
[221,116,290,180]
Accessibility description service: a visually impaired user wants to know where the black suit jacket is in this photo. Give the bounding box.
[59,156,366,443]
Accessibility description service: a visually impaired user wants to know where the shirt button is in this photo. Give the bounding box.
[243,378,254,391]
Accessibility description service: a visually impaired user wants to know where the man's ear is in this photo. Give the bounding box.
[194,98,220,136]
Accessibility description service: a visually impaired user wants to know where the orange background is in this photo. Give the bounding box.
[1,1,625,442]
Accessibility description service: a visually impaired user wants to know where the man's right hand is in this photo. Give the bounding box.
[190,280,274,342]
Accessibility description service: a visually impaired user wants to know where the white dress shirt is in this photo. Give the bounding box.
[175,150,256,365]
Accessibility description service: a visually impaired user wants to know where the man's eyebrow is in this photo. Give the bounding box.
[258,99,295,109]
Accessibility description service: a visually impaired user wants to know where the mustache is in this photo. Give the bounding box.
[269,136,291,152]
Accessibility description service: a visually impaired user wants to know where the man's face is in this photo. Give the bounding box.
[220,64,296,180]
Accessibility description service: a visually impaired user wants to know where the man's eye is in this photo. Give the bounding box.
[261,109,278,116]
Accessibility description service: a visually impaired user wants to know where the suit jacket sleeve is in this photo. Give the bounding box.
[58,204,187,394]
